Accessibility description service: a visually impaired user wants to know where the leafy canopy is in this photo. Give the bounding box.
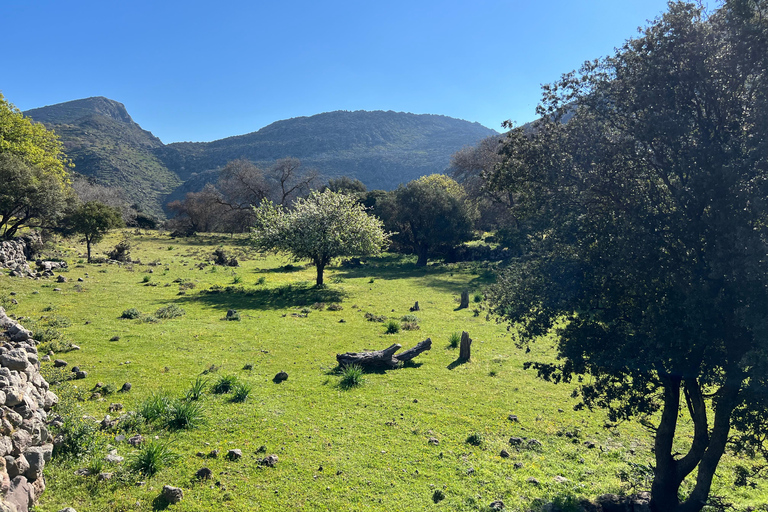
[487,2,768,511]
[251,189,390,285]
[64,201,124,262]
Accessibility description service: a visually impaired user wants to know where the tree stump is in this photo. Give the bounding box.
[459,331,472,361]
[336,338,432,369]
[410,301,420,312]
[459,290,470,309]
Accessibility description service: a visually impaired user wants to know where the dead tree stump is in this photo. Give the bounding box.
[410,301,420,312]
[336,338,432,370]
[459,331,472,361]
[459,290,470,309]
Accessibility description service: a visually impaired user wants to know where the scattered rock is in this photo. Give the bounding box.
[162,485,183,504]
[507,414,519,422]
[500,449,510,458]
[53,288,61,292]
[56,275,67,283]
[258,454,278,467]
[119,382,131,393]
[195,467,212,480]
[273,371,288,383]
[100,416,118,430]
[109,336,120,342]
[208,449,219,458]
[97,472,112,481]
[584,441,596,449]
[70,366,80,373]
[128,435,143,447]
[527,439,542,448]
[428,437,439,446]
[509,437,523,446]
[489,501,505,511]
[108,403,123,412]
[74,468,92,477]
[466,467,475,475]
[527,477,540,485]
[554,475,568,483]
[104,452,124,463]
[226,449,242,461]
[77,278,84,282]
[513,462,524,469]
[58,508,77,512]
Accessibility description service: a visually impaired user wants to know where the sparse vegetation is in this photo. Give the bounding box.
[130,442,180,477]
[212,375,238,394]
[338,364,364,389]
[154,303,185,319]
[121,308,141,319]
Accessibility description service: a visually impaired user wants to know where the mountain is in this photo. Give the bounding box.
[24,97,498,217]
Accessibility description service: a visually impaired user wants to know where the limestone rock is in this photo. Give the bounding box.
[162,485,183,504]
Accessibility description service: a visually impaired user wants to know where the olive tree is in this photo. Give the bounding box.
[64,201,124,262]
[251,189,390,285]
[487,3,768,511]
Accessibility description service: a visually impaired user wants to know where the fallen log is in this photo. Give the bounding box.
[337,338,432,369]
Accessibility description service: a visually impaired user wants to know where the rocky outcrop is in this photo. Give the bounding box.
[0,234,60,280]
[0,307,57,512]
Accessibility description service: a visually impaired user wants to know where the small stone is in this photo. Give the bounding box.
[584,441,596,449]
[74,468,92,477]
[273,371,288,383]
[98,472,113,481]
[58,508,77,512]
[114,434,125,443]
[509,437,523,446]
[195,467,213,480]
[500,449,510,458]
[489,501,505,511]
[507,414,519,422]
[226,449,242,461]
[105,453,123,463]
[128,435,143,447]
[527,477,540,485]
[196,452,205,458]
[71,366,80,373]
[554,475,568,483]
[162,485,183,504]
[53,288,62,292]
[527,438,542,448]
[77,277,84,282]
[259,454,278,467]
[558,408,564,413]
[513,462,524,469]
[428,437,439,445]
[208,449,219,458]
[466,467,475,475]
[41,355,51,362]
[71,345,81,350]
[108,403,123,412]
[56,275,67,283]
[119,382,132,393]
[109,336,120,342]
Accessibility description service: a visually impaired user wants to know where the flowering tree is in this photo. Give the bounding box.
[251,189,390,285]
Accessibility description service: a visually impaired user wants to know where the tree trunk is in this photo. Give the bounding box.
[651,375,685,512]
[459,331,472,361]
[86,237,92,263]
[315,260,325,286]
[336,338,432,369]
[459,290,470,309]
[416,245,428,266]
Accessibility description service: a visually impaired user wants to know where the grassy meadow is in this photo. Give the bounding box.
[0,230,765,511]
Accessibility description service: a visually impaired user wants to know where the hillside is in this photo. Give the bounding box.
[24,98,498,216]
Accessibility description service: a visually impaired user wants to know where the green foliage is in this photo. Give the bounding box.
[465,432,483,446]
[448,332,461,348]
[384,320,400,334]
[230,381,252,403]
[338,364,364,389]
[252,189,390,285]
[185,376,208,401]
[142,275,151,283]
[165,399,205,430]
[155,303,185,319]
[130,441,180,477]
[62,201,124,262]
[51,415,99,459]
[121,308,141,319]
[212,375,239,394]
[138,393,172,425]
[432,489,445,503]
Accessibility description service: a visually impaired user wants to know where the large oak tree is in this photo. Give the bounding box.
[487,2,768,511]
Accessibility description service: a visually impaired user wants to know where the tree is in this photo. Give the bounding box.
[166,184,230,234]
[267,157,318,206]
[0,94,71,239]
[487,3,768,511]
[388,174,474,266]
[252,190,390,285]
[64,201,124,262]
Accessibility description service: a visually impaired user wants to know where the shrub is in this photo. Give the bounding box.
[121,308,141,319]
[338,364,364,389]
[32,326,63,344]
[473,292,483,303]
[256,276,266,285]
[327,303,343,311]
[51,415,98,458]
[185,376,208,401]
[107,240,132,262]
[142,275,151,283]
[364,312,386,322]
[385,320,400,334]
[165,399,205,430]
[230,382,252,403]
[448,332,461,349]
[212,375,239,394]
[130,442,180,477]
[400,314,419,323]
[155,304,185,319]
[466,432,483,446]
[46,316,72,328]
[401,322,420,331]
[432,489,445,503]
[311,302,326,310]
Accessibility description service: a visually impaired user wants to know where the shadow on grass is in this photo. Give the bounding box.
[151,494,170,511]
[447,358,470,370]
[173,282,345,312]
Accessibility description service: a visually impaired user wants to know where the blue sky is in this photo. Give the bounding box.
[3,0,673,143]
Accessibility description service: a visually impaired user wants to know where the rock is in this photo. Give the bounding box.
[128,435,143,447]
[527,439,542,448]
[226,449,242,461]
[74,371,87,380]
[77,277,84,282]
[508,437,523,446]
[40,355,50,363]
[70,366,80,373]
[584,441,596,449]
[58,508,77,512]
[500,449,510,458]
[97,472,112,481]
[105,450,124,463]
[507,414,519,422]
[100,416,117,430]
[56,275,67,283]
[226,309,238,319]
[1,350,28,371]
[7,475,34,512]
[53,288,61,292]
[554,475,568,483]
[428,437,439,445]
[108,403,123,412]
[273,371,288,383]
[489,501,505,511]
[513,462,524,469]
[119,382,131,393]
[208,449,219,458]
[5,388,24,407]
[195,467,213,480]
[259,454,278,467]
[526,477,540,485]
[162,485,183,504]
[73,468,92,477]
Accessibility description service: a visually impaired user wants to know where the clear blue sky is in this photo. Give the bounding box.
[3,0,674,143]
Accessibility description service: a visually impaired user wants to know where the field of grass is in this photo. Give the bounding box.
[1,230,766,511]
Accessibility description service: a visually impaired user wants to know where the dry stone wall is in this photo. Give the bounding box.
[0,307,57,512]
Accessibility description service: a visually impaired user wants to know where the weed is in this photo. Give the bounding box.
[201,364,220,375]
[121,308,141,319]
[338,364,365,389]
[327,303,343,311]
[212,374,239,394]
[473,292,483,303]
[32,326,63,344]
[368,277,375,283]
[142,275,151,283]
[230,382,252,402]
[38,338,75,354]
[401,321,420,331]
[232,275,242,284]
[138,393,172,425]
[40,365,72,385]
[243,363,254,370]
[432,489,445,503]
[165,399,205,430]
[489,370,498,377]
[365,312,386,322]
[155,304,185,319]
[51,415,99,458]
[400,314,419,323]
[186,376,209,401]
[42,304,57,312]
[46,316,72,328]
[448,332,461,348]
[300,307,311,314]
[466,432,484,446]
[256,276,266,285]
[385,320,400,334]
[311,302,326,310]
[130,442,179,477]
[87,455,105,475]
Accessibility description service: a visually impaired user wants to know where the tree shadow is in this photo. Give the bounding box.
[447,358,470,370]
[151,494,170,511]
[172,282,345,312]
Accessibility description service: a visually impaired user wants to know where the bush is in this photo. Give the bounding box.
[364,312,386,322]
[338,364,364,389]
[432,489,446,503]
[466,432,483,446]
[473,292,483,303]
[401,322,420,331]
[155,304,185,319]
[186,376,208,401]
[448,332,461,349]
[121,308,141,319]
[256,276,266,285]
[230,382,252,403]
[327,303,343,311]
[138,393,172,425]
[130,442,180,477]
[212,375,239,394]
[142,275,151,283]
[165,399,205,430]
[51,415,98,458]
[385,320,400,334]
[107,239,132,262]
[400,314,419,323]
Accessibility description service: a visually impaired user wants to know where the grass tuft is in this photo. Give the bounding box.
[230,382,252,402]
[212,375,239,394]
[384,320,400,334]
[155,303,185,319]
[466,432,484,446]
[185,376,208,401]
[448,332,461,349]
[121,308,141,319]
[130,442,180,477]
[165,399,205,430]
[338,364,365,389]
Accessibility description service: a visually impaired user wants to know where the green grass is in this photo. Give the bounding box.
[338,364,365,389]
[2,230,765,511]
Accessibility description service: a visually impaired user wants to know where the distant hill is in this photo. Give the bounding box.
[25,97,497,217]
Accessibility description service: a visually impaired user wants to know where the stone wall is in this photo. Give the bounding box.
[0,307,57,512]
[0,240,33,278]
